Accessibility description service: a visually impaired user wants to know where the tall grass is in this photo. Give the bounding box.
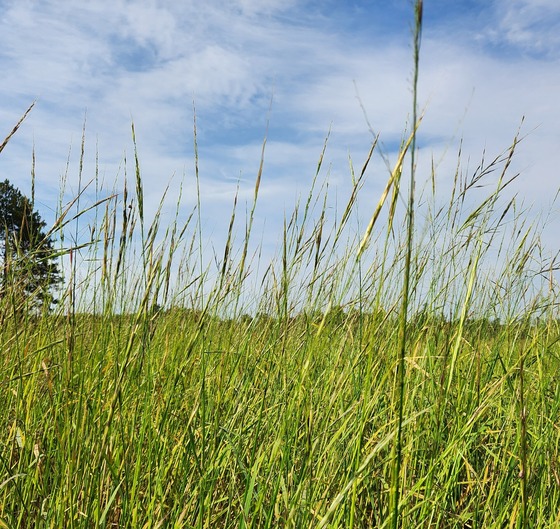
[2,3,560,527]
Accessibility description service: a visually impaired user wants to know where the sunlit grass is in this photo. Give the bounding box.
[2,3,560,527]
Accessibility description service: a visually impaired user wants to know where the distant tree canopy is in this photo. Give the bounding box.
[0,179,61,313]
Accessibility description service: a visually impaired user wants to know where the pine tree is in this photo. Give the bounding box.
[0,179,61,313]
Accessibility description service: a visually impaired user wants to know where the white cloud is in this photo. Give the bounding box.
[1,0,559,281]
[485,0,560,56]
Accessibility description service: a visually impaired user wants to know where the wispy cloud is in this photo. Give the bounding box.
[0,0,558,256]
[489,0,560,57]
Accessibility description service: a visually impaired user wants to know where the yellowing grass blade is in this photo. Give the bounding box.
[357,116,422,258]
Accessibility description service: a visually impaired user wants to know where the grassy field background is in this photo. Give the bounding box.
[2,3,560,527]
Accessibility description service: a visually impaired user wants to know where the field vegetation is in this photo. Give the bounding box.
[2,2,560,527]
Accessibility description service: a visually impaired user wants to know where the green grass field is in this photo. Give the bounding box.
[2,3,560,527]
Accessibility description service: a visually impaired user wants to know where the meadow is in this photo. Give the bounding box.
[2,5,560,528]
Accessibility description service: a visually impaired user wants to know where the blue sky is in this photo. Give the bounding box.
[0,0,559,285]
